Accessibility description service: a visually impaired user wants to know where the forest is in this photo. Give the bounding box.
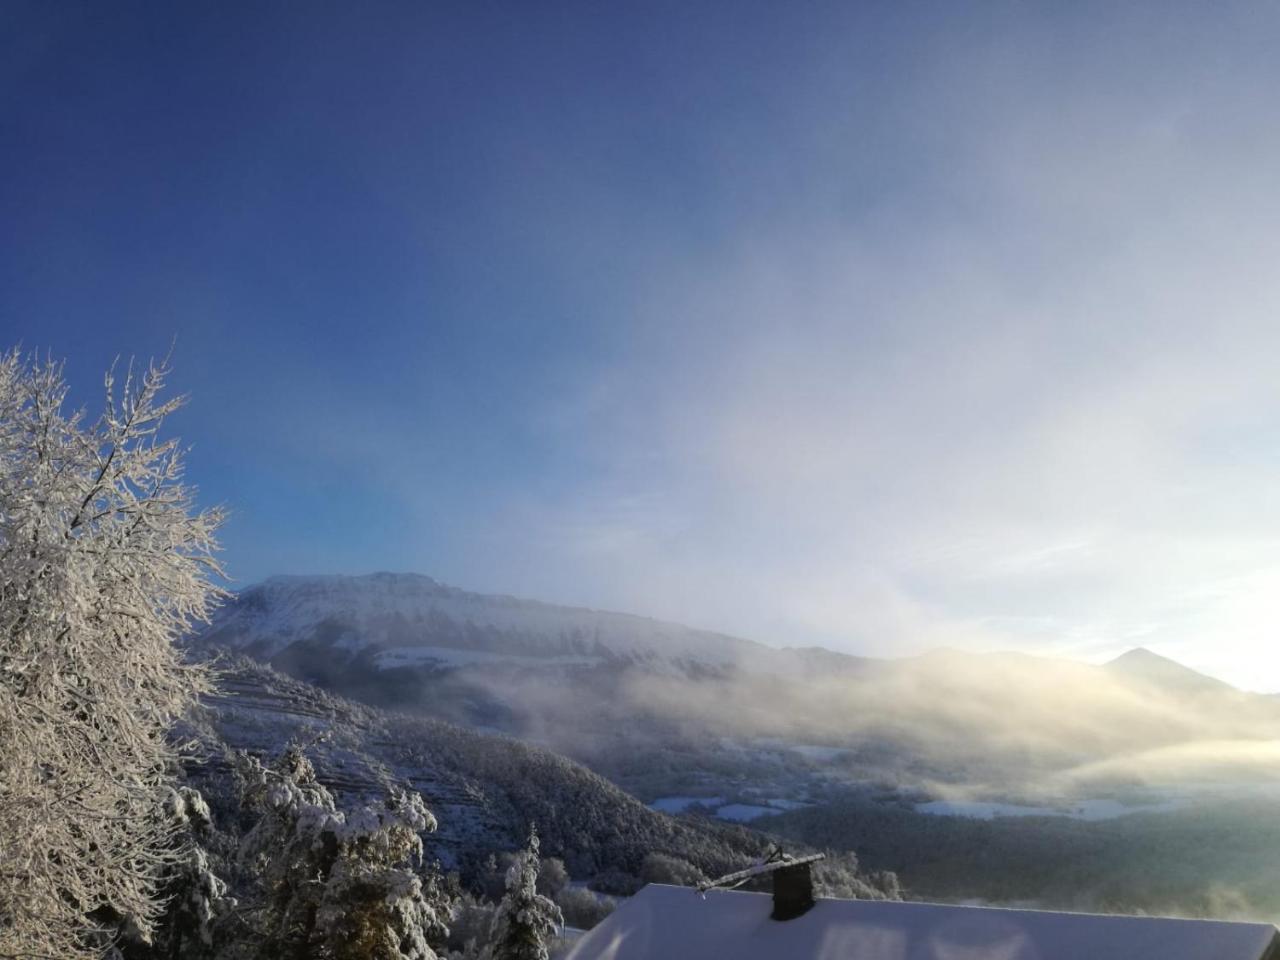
[756,796,1280,920]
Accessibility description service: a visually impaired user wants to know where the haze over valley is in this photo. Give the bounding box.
[187,571,1280,919]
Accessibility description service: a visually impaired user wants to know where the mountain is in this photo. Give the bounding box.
[190,572,823,772]
[1103,647,1235,697]
[198,571,771,672]
[192,573,1280,804]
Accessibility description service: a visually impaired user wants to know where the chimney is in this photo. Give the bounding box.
[771,859,817,921]
[696,849,824,921]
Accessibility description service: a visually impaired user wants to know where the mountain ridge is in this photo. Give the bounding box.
[200,570,772,669]
[191,571,1279,802]
[199,571,1235,691]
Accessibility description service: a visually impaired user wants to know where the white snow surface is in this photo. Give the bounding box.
[564,885,1279,960]
[648,797,812,821]
[197,572,768,669]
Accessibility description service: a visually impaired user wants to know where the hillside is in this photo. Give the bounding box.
[185,656,788,884]
[755,793,1280,921]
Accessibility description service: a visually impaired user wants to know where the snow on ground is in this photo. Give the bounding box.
[564,884,1280,960]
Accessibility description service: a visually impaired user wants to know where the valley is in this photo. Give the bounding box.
[188,571,1280,922]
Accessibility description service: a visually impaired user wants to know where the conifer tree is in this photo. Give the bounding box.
[118,787,230,960]
[484,829,563,960]
[234,746,447,960]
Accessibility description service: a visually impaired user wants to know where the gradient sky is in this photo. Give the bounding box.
[5,2,1280,689]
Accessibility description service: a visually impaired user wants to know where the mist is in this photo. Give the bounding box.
[452,645,1280,804]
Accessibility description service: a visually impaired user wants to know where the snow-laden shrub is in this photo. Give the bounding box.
[0,351,225,959]
[586,868,643,897]
[812,850,900,900]
[639,852,704,887]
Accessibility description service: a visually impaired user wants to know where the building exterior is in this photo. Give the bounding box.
[565,881,1280,960]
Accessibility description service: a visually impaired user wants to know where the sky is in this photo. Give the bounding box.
[4,1,1280,689]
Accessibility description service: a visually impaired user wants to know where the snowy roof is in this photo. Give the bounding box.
[564,884,1280,960]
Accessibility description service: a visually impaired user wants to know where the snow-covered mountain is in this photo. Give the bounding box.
[197,572,770,673]
[193,572,1280,802]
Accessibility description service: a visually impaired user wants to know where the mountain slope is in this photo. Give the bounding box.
[197,572,768,670]
[185,655,779,883]
[192,573,1280,803]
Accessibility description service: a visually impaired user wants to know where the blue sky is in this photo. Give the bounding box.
[6,2,1280,687]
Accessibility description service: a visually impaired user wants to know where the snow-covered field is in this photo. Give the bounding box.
[649,796,813,822]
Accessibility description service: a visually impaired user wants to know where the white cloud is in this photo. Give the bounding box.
[460,8,1280,688]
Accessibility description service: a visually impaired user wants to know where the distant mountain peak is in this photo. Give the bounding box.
[1104,646,1233,693]
[1107,646,1165,664]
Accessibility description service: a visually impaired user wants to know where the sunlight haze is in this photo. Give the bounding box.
[6,2,1280,689]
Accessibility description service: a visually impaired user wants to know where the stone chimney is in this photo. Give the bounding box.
[771,856,819,921]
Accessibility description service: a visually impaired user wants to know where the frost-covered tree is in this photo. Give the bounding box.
[0,351,225,959]
[234,746,447,960]
[483,829,563,960]
[149,787,231,960]
[639,852,704,887]
[112,786,232,960]
[553,887,614,932]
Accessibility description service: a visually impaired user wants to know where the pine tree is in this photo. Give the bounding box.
[234,745,448,960]
[132,787,231,960]
[0,351,225,959]
[484,829,564,960]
